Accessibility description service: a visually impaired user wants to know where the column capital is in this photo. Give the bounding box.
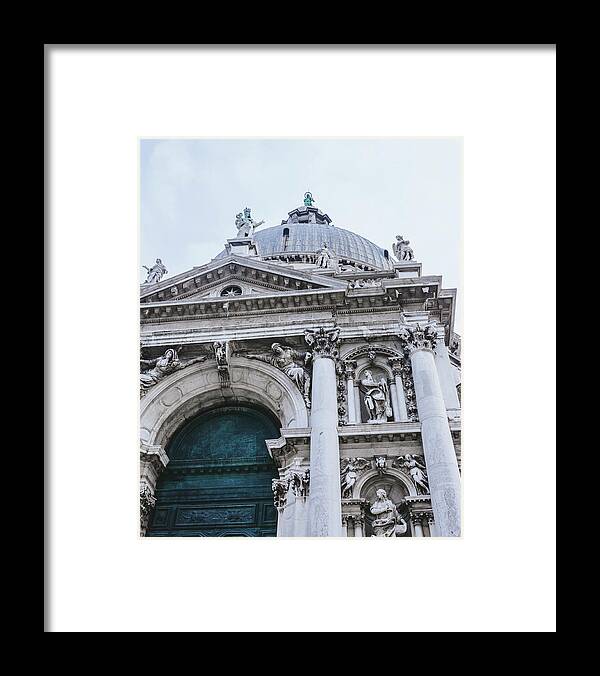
[399,322,438,355]
[304,326,340,360]
[387,356,405,376]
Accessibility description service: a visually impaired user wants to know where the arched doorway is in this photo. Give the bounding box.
[147,405,280,537]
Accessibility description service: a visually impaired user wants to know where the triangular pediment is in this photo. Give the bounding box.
[140,255,347,304]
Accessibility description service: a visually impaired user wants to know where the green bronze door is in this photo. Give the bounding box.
[147,406,280,537]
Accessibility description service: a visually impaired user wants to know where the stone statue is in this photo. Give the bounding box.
[315,243,333,269]
[142,258,168,284]
[392,235,414,261]
[140,348,207,395]
[245,343,312,409]
[369,489,407,537]
[359,370,392,423]
[303,191,315,207]
[235,207,265,238]
[340,457,370,498]
[398,454,429,495]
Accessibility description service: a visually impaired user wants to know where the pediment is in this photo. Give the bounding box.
[140,255,347,304]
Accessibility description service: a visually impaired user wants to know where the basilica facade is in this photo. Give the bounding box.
[139,197,462,537]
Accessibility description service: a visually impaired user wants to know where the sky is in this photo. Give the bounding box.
[140,138,462,331]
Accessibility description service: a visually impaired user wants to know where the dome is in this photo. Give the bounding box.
[218,205,395,271]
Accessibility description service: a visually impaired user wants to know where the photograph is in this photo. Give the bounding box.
[139,138,462,537]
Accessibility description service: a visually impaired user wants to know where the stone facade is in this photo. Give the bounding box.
[140,203,461,536]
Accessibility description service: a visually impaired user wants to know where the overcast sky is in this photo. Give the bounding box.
[140,138,462,331]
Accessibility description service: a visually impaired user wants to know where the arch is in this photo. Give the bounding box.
[354,467,417,499]
[147,404,280,537]
[140,357,309,449]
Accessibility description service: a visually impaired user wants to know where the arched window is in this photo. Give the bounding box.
[220,285,242,297]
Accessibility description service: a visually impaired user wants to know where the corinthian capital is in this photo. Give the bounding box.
[398,322,438,355]
[304,326,340,360]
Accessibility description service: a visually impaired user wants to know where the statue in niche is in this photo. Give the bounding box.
[244,343,312,409]
[142,258,168,284]
[392,235,414,261]
[359,369,393,423]
[140,348,207,395]
[235,207,265,238]
[340,457,370,498]
[315,243,333,268]
[369,489,408,537]
[397,454,429,495]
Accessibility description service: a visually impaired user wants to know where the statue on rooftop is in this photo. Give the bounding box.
[142,258,168,284]
[303,191,315,207]
[315,243,333,268]
[235,207,265,238]
[393,235,414,261]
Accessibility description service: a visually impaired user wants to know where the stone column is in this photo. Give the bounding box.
[399,323,461,537]
[426,514,436,537]
[342,515,349,537]
[433,328,461,419]
[304,327,344,537]
[410,513,424,537]
[140,443,169,536]
[354,516,364,537]
[344,360,358,424]
[388,357,409,422]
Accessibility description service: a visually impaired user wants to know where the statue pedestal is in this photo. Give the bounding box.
[225,237,258,257]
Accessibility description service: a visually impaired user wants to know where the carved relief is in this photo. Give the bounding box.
[212,341,231,388]
[140,348,207,397]
[243,343,312,409]
[340,457,370,498]
[272,479,289,512]
[374,456,387,474]
[140,483,157,535]
[393,454,429,495]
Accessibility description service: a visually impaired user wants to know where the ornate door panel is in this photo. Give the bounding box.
[147,406,279,537]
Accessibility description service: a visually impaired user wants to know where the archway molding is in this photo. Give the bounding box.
[140,356,309,450]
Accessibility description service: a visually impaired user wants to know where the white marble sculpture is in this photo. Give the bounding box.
[140,348,207,395]
[340,457,370,498]
[369,489,407,537]
[398,454,429,495]
[245,343,312,409]
[315,243,333,268]
[142,258,168,284]
[392,235,414,261]
[235,207,265,238]
[359,370,392,423]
